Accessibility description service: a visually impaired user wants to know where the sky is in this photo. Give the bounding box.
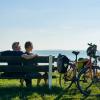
[0,0,100,51]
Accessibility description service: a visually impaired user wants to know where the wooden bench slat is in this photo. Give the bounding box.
[0,56,55,63]
[0,65,53,72]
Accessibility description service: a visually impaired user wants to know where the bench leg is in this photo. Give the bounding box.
[48,55,52,89]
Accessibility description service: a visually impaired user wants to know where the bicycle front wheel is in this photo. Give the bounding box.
[77,66,100,96]
[59,65,75,89]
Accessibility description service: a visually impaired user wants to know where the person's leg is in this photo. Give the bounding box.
[43,72,48,85]
[37,79,41,86]
[20,79,24,86]
[36,73,42,86]
[25,79,32,87]
[44,78,48,85]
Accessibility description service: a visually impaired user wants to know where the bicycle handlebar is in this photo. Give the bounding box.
[88,43,97,47]
[88,43,92,46]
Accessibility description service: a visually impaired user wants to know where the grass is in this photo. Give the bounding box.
[0,77,100,100]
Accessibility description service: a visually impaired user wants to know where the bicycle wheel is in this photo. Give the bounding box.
[77,66,100,96]
[59,64,75,89]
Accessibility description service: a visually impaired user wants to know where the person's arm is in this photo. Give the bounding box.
[21,54,38,59]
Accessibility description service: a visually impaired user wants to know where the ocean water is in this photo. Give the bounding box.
[34,50,89,60]
[34,50,100,66]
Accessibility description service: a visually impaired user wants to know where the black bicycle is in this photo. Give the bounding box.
[59,51,85,89]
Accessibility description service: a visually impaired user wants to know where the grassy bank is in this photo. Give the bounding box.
[0,79,100,100]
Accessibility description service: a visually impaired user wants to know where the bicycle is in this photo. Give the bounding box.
[59,50,88,89]
[77,43,100,96]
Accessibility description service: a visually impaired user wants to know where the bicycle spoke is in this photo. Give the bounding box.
[59,65,75,89]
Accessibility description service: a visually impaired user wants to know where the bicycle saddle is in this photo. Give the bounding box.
[72,51,80,56]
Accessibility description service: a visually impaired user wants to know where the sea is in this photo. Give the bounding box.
[34,50,100,66]
[34,50,100,60]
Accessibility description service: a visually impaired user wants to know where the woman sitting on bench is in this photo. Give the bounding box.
[22,41,47,87]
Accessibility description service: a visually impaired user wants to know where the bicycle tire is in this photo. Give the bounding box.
[59,64,75,89]
[77,66,100,96]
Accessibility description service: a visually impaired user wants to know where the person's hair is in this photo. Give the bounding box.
[12,42,19,50]
[25,41,33,49]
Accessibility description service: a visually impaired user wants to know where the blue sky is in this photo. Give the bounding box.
[0,0,100,50]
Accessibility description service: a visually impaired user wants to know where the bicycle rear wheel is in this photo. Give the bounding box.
[77,66,100,96]
[59,64,75,89]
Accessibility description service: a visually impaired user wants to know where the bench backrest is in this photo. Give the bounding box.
[0,56,55,73]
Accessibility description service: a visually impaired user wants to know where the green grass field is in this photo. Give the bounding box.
[0,78,100,100]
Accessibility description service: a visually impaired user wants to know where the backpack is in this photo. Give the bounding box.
[57,54,70,73]
[86,44,97,58]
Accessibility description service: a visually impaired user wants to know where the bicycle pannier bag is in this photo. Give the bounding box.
[57,54,69,73]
